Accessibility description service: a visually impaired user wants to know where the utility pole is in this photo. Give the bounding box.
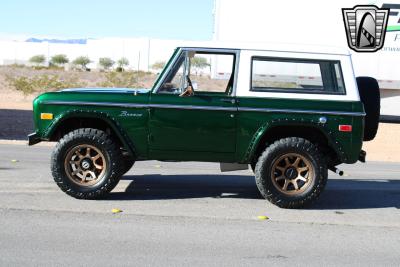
[138,51,141,72]
[147,38,151,72]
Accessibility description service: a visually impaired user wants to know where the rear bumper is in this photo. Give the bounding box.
[28,132,41,146]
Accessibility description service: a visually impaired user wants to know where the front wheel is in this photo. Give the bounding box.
[255,137,328,208]
[51,128,123,199]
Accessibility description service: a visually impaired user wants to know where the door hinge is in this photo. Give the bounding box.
[148,133,154,143]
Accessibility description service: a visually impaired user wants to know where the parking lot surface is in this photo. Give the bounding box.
[0,144,399,266]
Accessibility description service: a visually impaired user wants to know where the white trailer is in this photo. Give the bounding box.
[213,0,400,115]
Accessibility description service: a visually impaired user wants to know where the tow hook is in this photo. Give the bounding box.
[329,166,344,176]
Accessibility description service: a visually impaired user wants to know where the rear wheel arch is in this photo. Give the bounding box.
[46,111,136,158]
[250,124,341,167]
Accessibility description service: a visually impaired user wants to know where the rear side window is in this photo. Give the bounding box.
[251,57,346,95]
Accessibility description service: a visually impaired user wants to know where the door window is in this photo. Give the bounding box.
[157,51,236,95]
[188,53,235,94]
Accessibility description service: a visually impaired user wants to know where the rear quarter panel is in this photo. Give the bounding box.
[235,50,364,164]
[236,97,364,164]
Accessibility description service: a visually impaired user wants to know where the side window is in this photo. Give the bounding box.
[251,57,346,94]
[189,53,235,94]
[334,63,345,93]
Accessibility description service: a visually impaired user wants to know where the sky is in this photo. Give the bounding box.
[0,0,214,40]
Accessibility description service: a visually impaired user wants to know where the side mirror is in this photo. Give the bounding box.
[179,86,194,97]
[192,82,198,90]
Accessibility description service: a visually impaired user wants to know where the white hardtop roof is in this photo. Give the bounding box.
[178,41,351,56]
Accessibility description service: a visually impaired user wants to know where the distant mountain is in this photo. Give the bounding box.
[25,38,87,44]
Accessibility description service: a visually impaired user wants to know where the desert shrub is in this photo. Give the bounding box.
[136,70,152,78]
[47,65,64,70]
[151,61,166,71]
[191,56,210,75]
[72,56,91,70]
[116,57,129,72]
[98,71,138,88]
[51,54,69,66]
[7,74,86,95]
[29,55,46,66]
[8,76,35,95]
[99,57,115,70]
[9,63,27,68]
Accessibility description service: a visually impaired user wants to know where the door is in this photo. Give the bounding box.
[149,49,238,160]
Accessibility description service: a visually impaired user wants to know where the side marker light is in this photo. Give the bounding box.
[40,113,54,120]
[339,125,352,132]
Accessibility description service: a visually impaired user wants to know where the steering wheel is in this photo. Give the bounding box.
[179,75,195,97]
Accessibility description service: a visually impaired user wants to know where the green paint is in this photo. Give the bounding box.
[31,48,365,165]
[387,25,400,32]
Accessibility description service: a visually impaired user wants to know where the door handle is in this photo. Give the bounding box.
[220,98,236,104]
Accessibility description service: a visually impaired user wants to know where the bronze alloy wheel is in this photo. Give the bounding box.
[64,144,107,187]
[271,153,314,196]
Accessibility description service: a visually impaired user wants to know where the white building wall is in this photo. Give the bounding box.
[0,38,192,71]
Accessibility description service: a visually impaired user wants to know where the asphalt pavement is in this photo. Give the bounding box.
[0,143,399,266]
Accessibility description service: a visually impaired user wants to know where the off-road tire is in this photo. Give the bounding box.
[255,137,328,209]
[51,128,123,199]
[356,76,380,141]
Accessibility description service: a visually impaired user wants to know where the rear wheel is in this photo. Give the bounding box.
[255,137,328,208]
[51,128,123,199]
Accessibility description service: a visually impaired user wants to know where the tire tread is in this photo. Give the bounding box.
[255,137,328,209]
[51,128,123,199]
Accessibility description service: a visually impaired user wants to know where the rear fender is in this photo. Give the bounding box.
[243,118,347,163]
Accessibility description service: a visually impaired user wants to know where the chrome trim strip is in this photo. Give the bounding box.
[41,100,365,116]
[41,101,237,112]
[60,88,150,94]
[238,107,366,117]
[42,101,148,109]
[149,104,236,112]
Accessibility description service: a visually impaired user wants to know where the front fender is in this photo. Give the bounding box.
[44,110,137,157]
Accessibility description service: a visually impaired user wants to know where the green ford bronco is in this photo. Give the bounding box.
[29,44,380,208]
